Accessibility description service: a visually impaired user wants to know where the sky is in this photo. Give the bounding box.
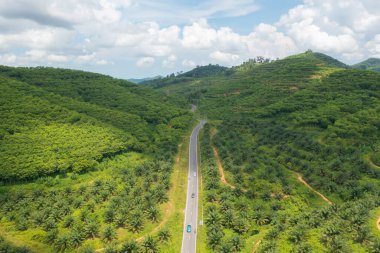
[0,0,379,79]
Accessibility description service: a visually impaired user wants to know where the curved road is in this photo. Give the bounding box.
[181,120,206,253]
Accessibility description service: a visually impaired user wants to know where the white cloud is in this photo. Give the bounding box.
[0,28,73,51]
[210,51,240,64]
[96,59,109,65]
[47,54,68,62]
[0,0,379,77]
[122,0,259,24]
[182,59,196,68]
[245,23,297,59]
[136,57,155,67]
[182,19,217,49]
[25,49,46,61]
[365,34,380,57]
[76,53,96,62]
[0,54,17,64]
[276,0,379,61]
[162,54,177,68]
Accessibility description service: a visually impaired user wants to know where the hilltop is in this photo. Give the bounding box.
[353,58,380,72]
[146,51,380,253]
[0,66,193,252]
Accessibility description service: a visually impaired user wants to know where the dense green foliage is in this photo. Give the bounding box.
[149,51,380,252]
[0,66,191,181]
[178,64,228,78]
[0,236,32,253]
[0,66,192,252]
[353,58,380,72]
[0,154,172,252]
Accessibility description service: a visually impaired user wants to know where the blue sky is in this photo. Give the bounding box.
[0,0,379,78]
[209,0,302,34]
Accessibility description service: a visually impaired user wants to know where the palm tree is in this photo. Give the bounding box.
[256,217,269,226]
[233,217,249,234]
[141,235,158,253]
[63,215,75,228]
[293,242,311,253]
[45,228,58,244]
[146,206,160,222]
[157,229,171,242]
[230,235,244,252]
[288,228,305,243]
[219,243,232,253]
[129,213,143,233]
[207,228,223,250]
[55,233,71,252]
[102,225,116,242]
[115,213,128,228]
[104,242,118,253]
[69,229,84,248]
[353,226,370,243]
[85,220,99,238]
[121,240,139,253]
[223,210,234,228]
[205,209,221,226]
[369,238,380,253]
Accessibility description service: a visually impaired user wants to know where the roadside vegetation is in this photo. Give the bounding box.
[148,51,380,252]
[0,67,193,252]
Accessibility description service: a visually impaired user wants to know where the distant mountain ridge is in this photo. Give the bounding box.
[352,58,380,72]
[128,75,162,84]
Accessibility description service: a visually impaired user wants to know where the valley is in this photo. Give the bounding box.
[0,51,379,253]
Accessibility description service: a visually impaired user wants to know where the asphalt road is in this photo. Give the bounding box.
[181,120,206,253]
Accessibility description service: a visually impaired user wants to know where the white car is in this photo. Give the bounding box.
[194,172,196,177]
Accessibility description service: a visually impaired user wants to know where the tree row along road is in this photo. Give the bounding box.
[181,120,206,253]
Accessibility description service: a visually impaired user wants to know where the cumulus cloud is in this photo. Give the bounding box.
[0,0,378,77]
[210,51,240,64]
[47,54,68,63]
[276,0,379,61]
[96,59,109,65]
[182,19,217,50]
[245,23,297,59]
[162,55,177,68]
[0,54,17,64]
[365,35,380,57]
[136,57,155,67]
[182,59,196,68]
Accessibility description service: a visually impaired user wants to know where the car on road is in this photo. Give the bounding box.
[191,193,195,198]
[187,225,191,233]
[194,172,196,177]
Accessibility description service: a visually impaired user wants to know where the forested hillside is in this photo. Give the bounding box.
[0,66,192,252]
[148,51,380,252]
[353,58,380,72]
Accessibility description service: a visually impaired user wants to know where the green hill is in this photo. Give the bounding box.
[353,58,380,72]
[0,66,191,181]
[0,66,192,252]
[179,64,228,78]
[148,51,380,252]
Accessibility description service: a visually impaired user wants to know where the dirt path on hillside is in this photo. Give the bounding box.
[210,128,236,189]
[136,200,174,242]
[368,157,380,169]
[212,146,236,189]
[251,240,261,253]
[296,173,333,205]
